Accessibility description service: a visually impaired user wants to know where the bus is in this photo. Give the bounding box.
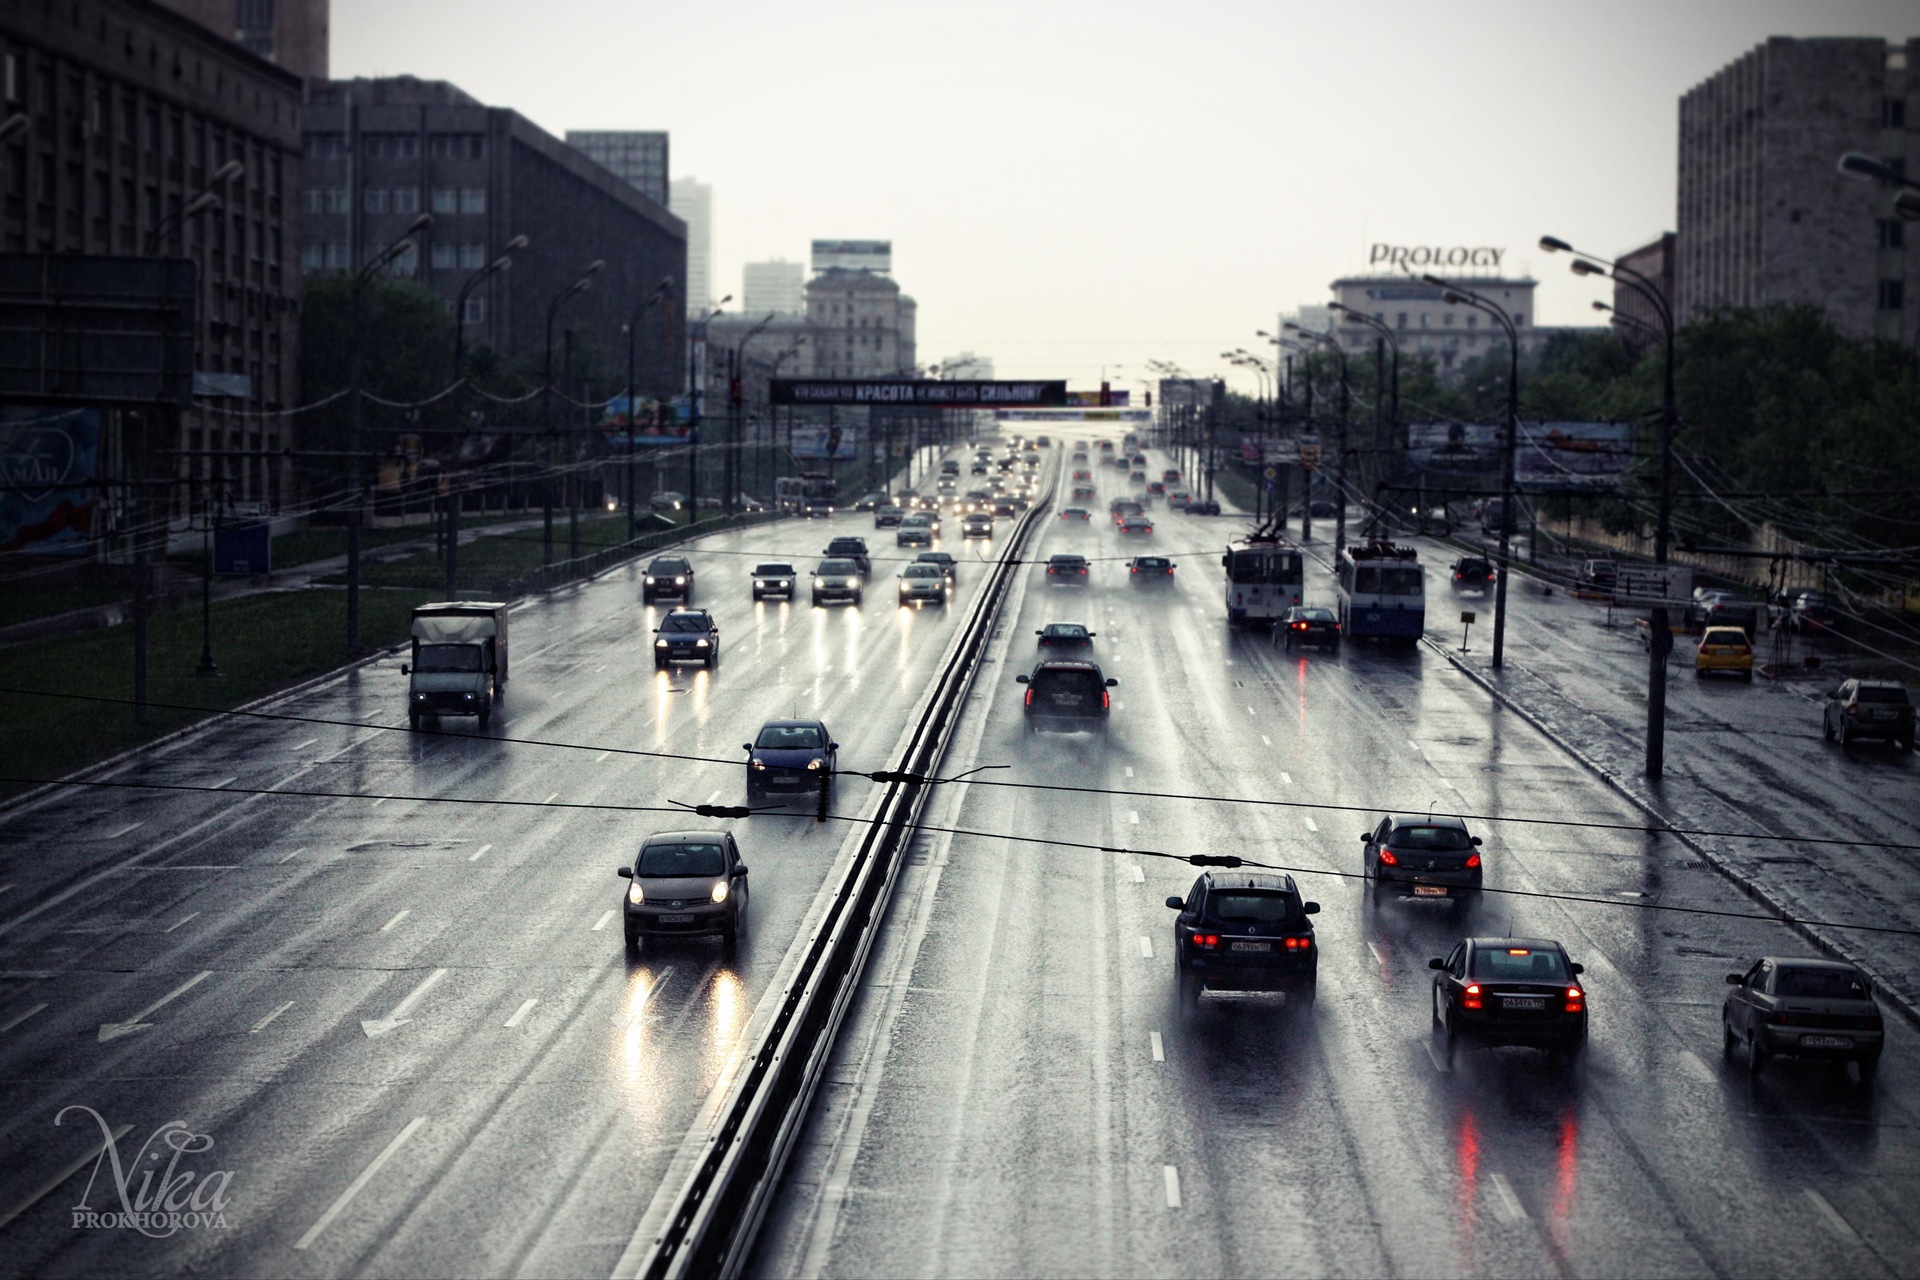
[774,474,836,512]
[1223,540,1305,627]
[1336,540,1425,643]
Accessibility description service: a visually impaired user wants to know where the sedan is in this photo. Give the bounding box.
[1036,622,1095,650]
[1187,499,1221,516]
[1072,469,1094,483]
[1128,556,1175,582]
[751,562,797,601]
[915,550,958,583]
[1365,815,1482,907]
[1723,956,1884,1083]
[1045,554,1091,585]
[652,609,720,669]
[1280,605,1341,651]
[854,492,885,513]
[898,563,950,606]
[617,830,750,953]
[811,559,863,606]
[1430,937,1587,1067]
[642,556,694,604]
[961,513,994,539]
[1071,484,1097,502]
[1060,507,1093,522]
[1118,515,1153,536]
[1168,491,1191,510]
[744,719,838,805]
[874,505,906,528]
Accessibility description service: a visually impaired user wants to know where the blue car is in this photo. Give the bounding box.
[745,719,838,805]
[653,609,720,669]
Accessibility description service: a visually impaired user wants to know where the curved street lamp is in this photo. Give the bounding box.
[443,234,529,596]
[541,260,605,566]
[685,296,731,519]
[620,276,676,540]
[728,313,778,514]
[1284,321,1353,559]
[1837,152,1920,220]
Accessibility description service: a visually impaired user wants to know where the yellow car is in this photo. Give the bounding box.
[1695,626,1754,681]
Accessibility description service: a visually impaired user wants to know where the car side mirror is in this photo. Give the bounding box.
[735,865,749,876]
[1089,632,1097,637]
[1470,836,1483,847]
[828,742,839,750]
[616,867,632,878]
[651,628,659,634]
[1035,629,1043,635]
[1570,963,1585,976]
[1105,678,1119,687]
[742,743,753,753]
[400,663,411,675]
[1164,896,1185,910]
[1428,958,1446,971]
[1725,972,1745,985]
[1016,674,1030,684]
[1303,902,1320,915]
[1360,833,1371,843]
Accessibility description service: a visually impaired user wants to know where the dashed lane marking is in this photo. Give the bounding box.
[1131,866,1145,883]
[468,844,492,863]
[1138,937,1153,958]
[278,847,305,863]
[1129,811,1140,825]
[371,797,386,808]
[706,789,722,804]
[1260,734,1272,747]
[291,739,317,751]
[107,822,145,839]
[1163,1165,1182,1209]
[1124,766,1134,779]
[1303,815,1319,833]
[542,792,560,805]
[1488,1173,1528,1222]
[592,910,615,932]
[504,999,538,1029]
[1280,771,1293,784]
[0,1003,47,1033]
[1806,1188,1861,1242]
[162,912,199,934]
[250,1001,295,1034]
[594,750,613,762]
[292,1117,428,1251]
[379,909,410,933]
[1150,1031,1164,1062]
[1246,705,1256,716]
[208,777,236,790]
[1367,942,1386,966]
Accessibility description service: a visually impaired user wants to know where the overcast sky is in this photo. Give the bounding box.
[335,0,1913,395]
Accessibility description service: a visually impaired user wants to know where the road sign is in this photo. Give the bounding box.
[1614,564,1693,609]
[1460,611,1476,624]
[1263,466,1277,480]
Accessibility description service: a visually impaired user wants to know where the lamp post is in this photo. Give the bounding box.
[541,260,604,567]
[1542,234,1678,776]
[1422,273,1518,670]
[686,296,731,523]
[1285,322,1352,562]
[769,336,808,497]
[729,312,777,516]
[345,212,433,653]
[1838,152,1920,220]
[1329,302,1401,514]
[445,234,528,598]
[623,276,676,541]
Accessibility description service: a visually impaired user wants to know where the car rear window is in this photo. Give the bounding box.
[1296,608,1334,622]
[829,540,866,552]
[1775,967,1871,999]
[756,724,823,749]
[1208,891,1299,924]
[1032,669,1103,699]
[1471,948,1570,981]
[1050,556,1087,568]
[1390,825,1473,851]
[1858,686,1912,704]
[637,843,724,877]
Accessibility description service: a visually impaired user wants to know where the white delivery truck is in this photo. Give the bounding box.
[402,601,509,730]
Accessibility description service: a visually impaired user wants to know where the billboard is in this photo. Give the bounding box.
[602,394,694,446]
[1515,422,1635,490]
[1,404,100,554]
[1407,421,1500,473]
[811,240,892,274]
[1158,379,1220,409]
[1065,390,1130,407]
[791,424,859,460]
[771,379,1066,407]
[995,408,1149,423]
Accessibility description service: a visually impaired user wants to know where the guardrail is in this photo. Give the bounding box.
[630,464,1057,1280]
[508,509,788,597]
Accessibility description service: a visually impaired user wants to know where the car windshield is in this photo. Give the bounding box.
[754,564,794,576]
[919,553,952,564]
[651,559,688,575]
[1047,625,1089,638]
[1390,825,1473,851]
[660,614,708,633]
[414,643,481,673]
[1209,891,1299,924]
[1859,686,1912,704]
[906,566,944,579]
[756,724,824,750]
[1472,948,1571,981]
[817,560,855,574]
[1776,967,1871,999]
[637,842,725,878]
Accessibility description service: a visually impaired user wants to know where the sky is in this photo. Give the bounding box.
[334,0,1915,396]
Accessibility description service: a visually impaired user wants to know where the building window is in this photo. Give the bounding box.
[1513,312,1525,327]
[364,133,418,159]
[463,296,485,324]
[1396,312,1407,330]
[3,54,15,103]
[300,242,323,271]
[391,186,419,213]
[326,187,349,213]
[458,188,486,214]
[1880,280,1906,311]
[1879,219,1906,250]
[324,242,349,269]
[301,187,323,213]
[431,187,457,214]
[364,187,388,214]
[459,243,485,269]
[1885,97,1907,129]
[431,242,456,269]
[307,133,347,158]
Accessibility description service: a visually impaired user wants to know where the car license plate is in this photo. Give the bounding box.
[1503,996,1548,1011]
[1229,941,1272,953]
[1801,1034,1853,1049]
[1413,885,1448,897]
[658,913,694,924]
[1055,695,1083,706]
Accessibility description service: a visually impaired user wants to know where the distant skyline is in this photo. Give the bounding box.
[335,0,1915,396]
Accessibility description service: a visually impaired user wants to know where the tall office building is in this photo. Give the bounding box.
[670,176,713,317]
[564,130,669,207]
[1677,37,1918,344]
[743,258,804,315]
[158,0,330,82]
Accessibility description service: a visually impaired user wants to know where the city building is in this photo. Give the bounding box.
[1327,275,1538,370]
[805,266,916,378]
[1677,37,1918,344]
[670,175,711,318]
[2,0,307,514]
[157,0,329,82]
[742,257,803,316]
[564,129,668,206]
[1613,232,1674,349]
[299,77,685,390]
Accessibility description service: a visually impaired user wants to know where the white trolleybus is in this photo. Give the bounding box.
[1336,540,1426,645]
[1222,538,1305,627]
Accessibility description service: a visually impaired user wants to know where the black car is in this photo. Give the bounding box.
[1823,679,1915,751]
[1036,623,1096,650]
[652,609,720,669]
[824,537,872,577]
[1167,872,1320,1017]
[1045,554,1091,585]
[1363,815,1483,907]
[744,719,838,805]
[751,562,797,601]
[1016,659,1117,735]
[1450,557,1495,591]
[1576,558,1617,591]
[617,830,749,953]
[915,550,958,584]
[1723,957,1884,1083]
[1280,605,1341,651]
[642,556,694,604]
[1186,498,1221,516]
[1430,937,1587,1066]
[1128,556,1176,582]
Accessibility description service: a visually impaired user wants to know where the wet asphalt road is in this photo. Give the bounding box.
[755,453,1920,1278]
[0,485,1022,1278]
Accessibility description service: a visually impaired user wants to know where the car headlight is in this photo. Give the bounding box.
[807,757,825,771]
[777,580,788,588]
[675,577,686,586]
[627,882,645,905]
[694,640,709,648]
[463,692,475,700]
[414,693,428,702]
[644,576,655,585]
[711,880,730,904]
[816,577,827,588]
[751,757,766,770]
[655,639,669,648]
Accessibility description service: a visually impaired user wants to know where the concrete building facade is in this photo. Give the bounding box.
[157,0,328,82]
[1613,232,1675,349]
[805,266,916,378]
[742,257,803,316]
[669,175,711,318]
[564,129,667,207]
[1327,276,1538,370]
[1677,37,1918,344]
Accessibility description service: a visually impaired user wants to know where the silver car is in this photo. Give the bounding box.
[898,563,950,606]
[812,558,863,606]
[1724,956,1884,1083]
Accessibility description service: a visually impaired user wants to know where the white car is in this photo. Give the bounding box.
[898,564,950,606]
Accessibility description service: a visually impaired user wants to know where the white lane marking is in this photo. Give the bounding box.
[250,1001,295,1034]
[379,909,410,933]
[370,797,387,808]
[291,739,318,751]
[360,968,447,1038]
[207,777,236,789]
[1246,705,1256,716]
[278,847,305,863]
[1163,1165,1182,1209]
[1129,811,1140,825]
[1280,771,1293,784]
[1138,937,1153,958]
[1131,866,1145,883]
[468,843,492,863]
[1260,734,1272,747]
[542,792,559,805]
[1150,1031,1164,1062]
[162,912,200,934]
[0,1122,133,1231]
[594,664,607,673]
[594,750,613,763]
[1367,942,1386,966]
[107,822,145,839]
[0,884,10,896]
[1680,1051,1717,1083]
[1488,1173,1528,1222]
[1303,815,1319,833]
[292,1117,429,1251]
[1,1003,48,1033]
[97,970,212,1042]
[1408,740,1421,751]
[1439,778,1456,790]
[1805,1188,1861,1242]
[592,909,615,932]
[504,998,538,1028]
[706,789,722,804]
[1124,766,1134,779]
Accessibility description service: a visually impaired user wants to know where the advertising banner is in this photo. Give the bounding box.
[1407,422,1500,473]
[1515,421,1635,490]
[790,424,860,460]
[602,394,694,446]
[994,408,1149,423]
[771,379,1066,407]
[0,404,100,554]
[810,240,892,274]
[1065,390,1131,407]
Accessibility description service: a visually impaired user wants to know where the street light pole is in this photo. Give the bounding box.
[624,276,676,541]
[447,235,528,598]
[685,296,730,523]
[1285,323,1352,562]
[730,312,776,516]
[541,260,604,567]
[1329,301,1401,519]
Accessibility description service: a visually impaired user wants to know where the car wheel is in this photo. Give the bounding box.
[1458,888,1482,913]
[623,923,640,956]
[853,591,864,606]
[1747,1032,1767,1076]
[1368,872,1385,909]
[812,593,823,607]
[1898,736,1914,754]
[1742,670,1753,683]
[1823,714,1835,742]
[408,711,421,731]
[1722,1015,1737,1061]
[1443,1013,1460,1069]
[722,922,739,952]
[1694,667,1705,679]
[1432,988,1445,1029]
[1293,981,1317,1017]
[477,705,492,731]
[706,653,717,669]
[1840,725,1852,750]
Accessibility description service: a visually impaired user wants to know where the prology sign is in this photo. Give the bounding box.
[1369,244,1506,270]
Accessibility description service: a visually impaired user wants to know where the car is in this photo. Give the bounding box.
[1187,499,1221,516]
[1575,558,1617,590]
[897,522,933,548]
[1037,435,1051,447]
[1129,469,1148,485]
[1167,872,1319,1017]
[1168,491,1191,510]
[652,609,720,669]
[1071,452,1090,466]
[1694,626,1754,681]
[1098,440,1116,454]
[1110,499,1144,524]
[990,498,1019,518]
[1036,622,1095,650]
[1686,588,1761,634]
[1723,957,1884,1083]
[1430,937,1588,1066]
[1790,588,1841,634]
[940,460,961,475]
[874,505,906,528]
[1128,556,1175,582]
[854,491,886,513]
[1450,557,1495,591]
[1016,658,1117,735]
[895,489,920,507]
[915,550,958,583]
[824,537,872,576]
[1162,469,1181,484]
[1146,481,1166,499]
[617,830,751,953]
[803,497,834,519]
[898,563,950,606]
[649,490,686,511]
[969,461,990,475]
[744,718,838,806]
[1045,553,1090,585]
[642,555,694,604]
[1118,515,1153,536]
[1071,484,1097,502]
[960,489,992,512]
[1364,815,1483,908]
[1281,605,1341,651]
[1307,500,1338,519]
[936,476,958,494]
[1060,507,1093,522]
[1823,679,1915,750]
[751,562,797,601]
[961,513,994,538]
[812,559,863,606]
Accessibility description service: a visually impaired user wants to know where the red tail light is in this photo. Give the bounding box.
[1102,690,1111,709]
[1378,849,1399,866]
[1131,566,1138,573]
[1565,986,1585,1013]
[1024,689,1033,707]
[1465,853,1480,868]
[1191,933,1219,949]
[1463,984,1483,1010]
[1284,936,1312,951]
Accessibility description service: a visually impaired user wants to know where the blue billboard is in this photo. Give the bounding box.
[1,405,100,554]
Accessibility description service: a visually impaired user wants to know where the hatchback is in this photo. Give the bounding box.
[1723,957,1884,1083]
[1823,679,1914,750]
[617,831,750,953]
[1036,622,1095,650]
[1430,937,1587,1066]
[1016,659,1117,735]
[744,719,838,804]
[811,559,863,606]
[1364,815,1482,907]
[1118,516,1153,536]
[1280,605,1341,651]
[1168,872,1319,1017]
[898,563,950,606]
[1695,626,1754,681]
[961,513,994,538]
[915,550,958,584]
[1045,554,1091,585]
[1128,556,1176,582]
